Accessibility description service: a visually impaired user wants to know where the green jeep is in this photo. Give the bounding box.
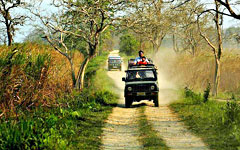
[108,56,122,71]
[122,64,159,107]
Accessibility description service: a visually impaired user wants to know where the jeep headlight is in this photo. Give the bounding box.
[151,85,155,90]
[128,87,132,91]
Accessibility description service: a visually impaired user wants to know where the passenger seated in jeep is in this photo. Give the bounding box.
[137,56,148,65]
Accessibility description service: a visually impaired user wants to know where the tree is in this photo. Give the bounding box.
[170,0,240,20]
[31,0,125,90]
[0,0,27,46]
[119,33,140,55]
[171,0,211,55]
[24,28,47,43]
[215,0,240,20]
[121,0,173,53]
[198,0,223,96]
[224,27,240,45]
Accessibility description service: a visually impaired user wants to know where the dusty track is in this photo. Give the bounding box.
[101,51,209,150]
[145,106,209,150]
[101,50,142,149]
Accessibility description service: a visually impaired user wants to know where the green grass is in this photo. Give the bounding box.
[214,92,240,101]
[170,97,240,150]
[137,106,169,150]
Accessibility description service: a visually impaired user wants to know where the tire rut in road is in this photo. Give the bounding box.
[101,107,142,150]
[145,106,209,150]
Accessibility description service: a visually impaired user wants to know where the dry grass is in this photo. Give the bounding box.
[153,48,240,96]
[0,42,84,117]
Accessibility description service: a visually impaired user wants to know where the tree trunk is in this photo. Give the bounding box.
[69,60,76,87]
[213,58,220,96]
[172,33,178,53]
[6,24,12,46]
[152,38,163,53]
[75,56,90,90]
[212,0,223,96]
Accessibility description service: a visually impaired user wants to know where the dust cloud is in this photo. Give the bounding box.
[151,48,181,105]
[108,49,181,106]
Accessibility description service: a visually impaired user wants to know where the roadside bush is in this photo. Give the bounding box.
[224,100,240,125]
[203,83,211,103]
[184,87,202,104]
[184,84,211,104]
[94,90,117,106]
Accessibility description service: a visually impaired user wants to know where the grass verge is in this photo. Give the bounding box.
[137,106,169,150]
[170,92,240,150]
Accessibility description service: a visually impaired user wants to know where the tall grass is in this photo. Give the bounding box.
[157,49,240,98]
[0,48,117,149]
[0,43,84,117]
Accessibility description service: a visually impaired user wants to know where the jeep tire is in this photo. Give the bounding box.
[154,95,159,107]
[125,97,132,108]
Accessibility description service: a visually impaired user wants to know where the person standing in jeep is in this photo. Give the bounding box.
[134,50,149,65]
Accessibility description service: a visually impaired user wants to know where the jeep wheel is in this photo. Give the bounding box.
[125,97,132,108]
[154,96,159,107]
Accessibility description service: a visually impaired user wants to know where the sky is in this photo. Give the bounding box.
[8,0,240,43]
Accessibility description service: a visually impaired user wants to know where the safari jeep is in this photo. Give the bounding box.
[108,56,122,71]
[122,64,159,107]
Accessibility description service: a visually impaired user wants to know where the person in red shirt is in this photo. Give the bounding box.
[137,56,148,65]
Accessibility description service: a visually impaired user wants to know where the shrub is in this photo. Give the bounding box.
[203,82,211,103]
[224,100,240,125]
[94,90,117,106]
[184,87,202,104]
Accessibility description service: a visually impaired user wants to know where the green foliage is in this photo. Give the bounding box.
[184,87,202,104]
[184,85,211,104]
[93,90,117,106]
[224,100,240,125]
[119,33,140,56]
[85,51,108,86]
[203,83,211,103]
[0,112,68,150]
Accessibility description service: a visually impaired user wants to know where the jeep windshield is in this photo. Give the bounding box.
[126,70,157,81]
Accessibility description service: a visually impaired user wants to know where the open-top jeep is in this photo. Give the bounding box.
[122,63,159,107]
[108,56,122,71]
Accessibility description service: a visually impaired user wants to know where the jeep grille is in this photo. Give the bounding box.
[133,84,151,92]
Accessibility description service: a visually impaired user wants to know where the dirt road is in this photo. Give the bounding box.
[101,50,142,149]
[101,51,209,150]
